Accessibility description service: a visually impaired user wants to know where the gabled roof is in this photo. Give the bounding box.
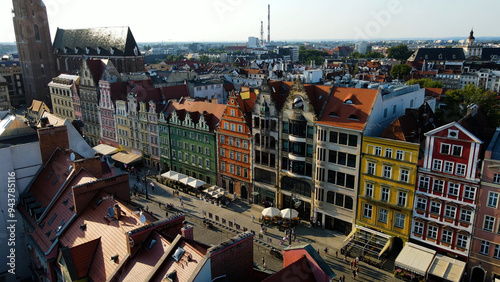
[282,244,336,280]
[53,27,140,57]
[263,256,315,282]
[28,99,49,113]
[424,121,483,143]
[481,48,500,61]
[317,87,379,131]
[165,100,226,131]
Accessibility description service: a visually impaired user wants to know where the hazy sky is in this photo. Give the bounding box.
[1,0,499,43]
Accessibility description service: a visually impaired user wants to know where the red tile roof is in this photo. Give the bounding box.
[69,238,100,278]
[59,192,152,282]
[166,100,226,131]
[317,87,378,131]
[263,256,315,282]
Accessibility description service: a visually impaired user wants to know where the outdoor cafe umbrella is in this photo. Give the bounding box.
[280,208,299,219]
[170,173,187,181]
[180,176,195,185]
[261,207,280,217]
[187,178,206,188]
[160,171,179,180]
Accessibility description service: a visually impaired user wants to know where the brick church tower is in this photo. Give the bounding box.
[12,0,57,107]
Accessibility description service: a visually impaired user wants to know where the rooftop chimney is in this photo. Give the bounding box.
[114,204,122,220]
[181,225,194,240]
[37,125,69,164]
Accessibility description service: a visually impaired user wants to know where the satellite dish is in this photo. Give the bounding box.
[140,212,146,224]
[107,207,115,218]
[70,153,76,161]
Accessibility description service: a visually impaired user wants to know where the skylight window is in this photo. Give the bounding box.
[172,247,185,262]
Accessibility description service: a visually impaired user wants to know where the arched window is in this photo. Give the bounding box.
[34,24,40,41]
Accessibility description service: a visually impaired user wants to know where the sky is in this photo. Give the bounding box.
[1,0,499,43]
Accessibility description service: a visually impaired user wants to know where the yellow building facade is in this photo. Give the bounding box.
[356,136,419,244]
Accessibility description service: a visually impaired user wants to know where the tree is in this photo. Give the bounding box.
[298,49,328,65]
[387,44,414,62]
[350,51,363,58]
[407,78,443,88]
[440,85,500,126]
[199,55,210,64]
[390,64,411,79]
[365,51,384,59]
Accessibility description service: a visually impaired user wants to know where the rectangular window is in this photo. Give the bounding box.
[395,214,405,228]
[385,148,393,158]
[365,183,373,197]
[433,159,443,171]
[460,209,472,223]
[224,122,229,129]
[329,131,337,143]
[381,187,389,202]
[205,148,210,155]
[236,139,241,147]
[339,133,348,145]
[220,135,225,143]
[221,162,226,171]
[400,169,409,183]
[456,234,468,248]
[228,137,234,146]
[419,176,430,190]
[481,241,490,255]
[238,125,243,132]
[430,201,441,214]
[464,186,477,200]
[414,221,424,234]
[440,143,451,155]
[383,165,392,178]
[348,135,357,147]
[374,146,382,156]
[243,140,248,149]
[206,159,210,167]
[397,191,407,207]
[488,192,499,208]
[494,245,500,259]
[231,124,236,131]
[433,179,444,193]
[456,163,466,176]
[441,229,452,244]
[494,174,500,184]
[484,215,495,232]
[379,209,388,223]
[427,225,438,239]
[367,162,375,175]
[448,182,460,196]
[396,150,404,160]
[363,204,372,218]
[452,145,463,157]
[444,161,454,174]
[444,205,456,219]
[416,197,427,210]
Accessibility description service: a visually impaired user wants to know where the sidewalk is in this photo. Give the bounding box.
[122,169,400,282]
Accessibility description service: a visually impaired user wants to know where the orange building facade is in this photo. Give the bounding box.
[217,91,255,200]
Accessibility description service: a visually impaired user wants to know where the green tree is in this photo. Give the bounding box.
[350,51,363,58]
[387,44,414,62]
[365,51,384,59]
[199,55,210,64]
[299,49,328,65]
[440,85,500,126]
[407,78,443,88]
[390,64,411,79]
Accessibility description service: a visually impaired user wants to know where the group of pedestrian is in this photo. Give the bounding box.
[338,275,346,282]
[349,256,360,279]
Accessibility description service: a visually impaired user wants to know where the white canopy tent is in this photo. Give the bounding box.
[395,242,436,277]
[428,254,465,282]
[280,208,299,218]
[262,207,280,217]
[187,178,206,188]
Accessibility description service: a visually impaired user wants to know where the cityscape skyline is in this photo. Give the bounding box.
[1,0,500,44]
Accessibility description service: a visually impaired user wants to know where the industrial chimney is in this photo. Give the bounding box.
[267,4,270,43]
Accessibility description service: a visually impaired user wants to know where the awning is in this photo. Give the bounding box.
[395,242,436,277]
[428,254,465,282]
[161,171,188,181]
[111,152,142,164]
[93,144,119,155]
[342,226,391,258]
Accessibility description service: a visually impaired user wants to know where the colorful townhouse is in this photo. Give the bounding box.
[410,105,495,262]
[216,90,256,199]
[356,104,437,252]
[48,74,79,121]
[159,99,226,185]
[99,81,124,147]
[468,127,500,282]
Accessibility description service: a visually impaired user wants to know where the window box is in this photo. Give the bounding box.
[416,209,425,215]
[441,242,451,248]
[459,222,470,228]
[456,246,466,252]
[428,238,436,243]
[430,213,439,219]
[444,217,454,223]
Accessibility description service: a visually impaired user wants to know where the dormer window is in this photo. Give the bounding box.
[448,129,459,139]
[97,47,101,54]
[328,112,338,117]
[344,99,353,104]
[110,47,115,55]
[74,47,78,54]
[86,47,90,54]
[348,114,359,120]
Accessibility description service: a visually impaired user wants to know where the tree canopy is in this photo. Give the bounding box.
[387,44,414,62]
[440,85,500,126]
[390,64,411,79]
[350,51,384,59]
[299,49,328,65]
[199,55,210,64]
[407,78,443,88]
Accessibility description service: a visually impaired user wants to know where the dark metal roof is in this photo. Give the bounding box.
[410,48,466,61]
[53,27,141,57]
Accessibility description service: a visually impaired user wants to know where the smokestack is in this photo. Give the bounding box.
[261,21,264,46]
[268,4,270,43]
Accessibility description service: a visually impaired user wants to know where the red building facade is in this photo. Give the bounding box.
[411,122,482,261]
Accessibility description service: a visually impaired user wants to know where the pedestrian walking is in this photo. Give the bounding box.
[336,250,338,258]
[262,257,265,265]
[251,214,255,222]
[352,269,356,280]
[342,275,346,282]
[165,211,168,217]
[355,266,359,277]
[324,247,329,256]
[356,256,359,264]
[145,205,149,212]
[317,249,320,255]
[233,219,236,226]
